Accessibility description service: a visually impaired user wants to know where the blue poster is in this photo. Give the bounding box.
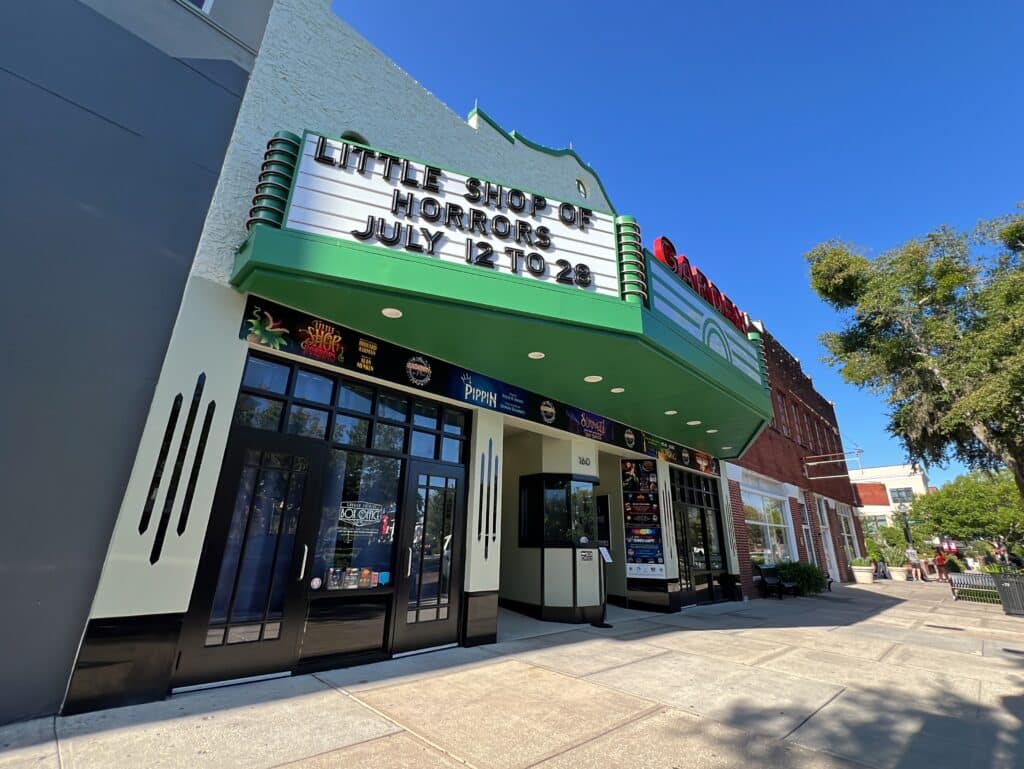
[449,369,528,418]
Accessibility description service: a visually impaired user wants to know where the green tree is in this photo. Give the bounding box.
[805,210,1024,500]
[911,470,1024,550]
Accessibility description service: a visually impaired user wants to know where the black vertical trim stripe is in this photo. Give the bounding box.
[572,547,578,608]
[491,455,499,543]
[177,401,216,536]
[150,375,206,564]
[477,452,485,542]
[139,393,183,534]
[484,438,493,559]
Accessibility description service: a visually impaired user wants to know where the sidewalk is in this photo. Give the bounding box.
[3,582,1023,769]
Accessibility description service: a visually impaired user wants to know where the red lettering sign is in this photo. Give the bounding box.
[651,235,750,334]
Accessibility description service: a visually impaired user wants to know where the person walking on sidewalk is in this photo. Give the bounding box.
[906,546,924,581]
[934,551,948,582]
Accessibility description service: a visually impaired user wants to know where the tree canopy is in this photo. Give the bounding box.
[805,210,1024,500]
[911,470,1024,550]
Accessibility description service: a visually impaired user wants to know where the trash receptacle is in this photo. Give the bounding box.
[992,572,1024,616]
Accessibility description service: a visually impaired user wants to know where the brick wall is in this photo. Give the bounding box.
[736,331,857,507]
[728,480,755,598]
[789,496,808,563]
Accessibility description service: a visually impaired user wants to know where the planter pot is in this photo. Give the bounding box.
[889,566,909,582]
[852,566,875,585]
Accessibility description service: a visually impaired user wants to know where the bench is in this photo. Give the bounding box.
[950,572,1001,604]
[755,564,799,599]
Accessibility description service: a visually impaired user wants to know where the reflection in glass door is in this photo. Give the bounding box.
[392,461,465,652]
[174,429,325,687]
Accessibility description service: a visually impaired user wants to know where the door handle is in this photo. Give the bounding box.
[298,545,308,582]
[407,546,413,577]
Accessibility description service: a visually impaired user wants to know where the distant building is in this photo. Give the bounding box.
[849,464,931,532]
[724,326,865,595]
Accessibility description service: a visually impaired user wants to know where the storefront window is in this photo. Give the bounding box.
[836,503,859,561]
[235,393,284,430]
[234,352,468,461]
[314,450,402,590]
[744,492,794,566]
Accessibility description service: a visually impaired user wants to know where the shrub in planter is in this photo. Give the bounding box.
[880,544,910,581]
[777,561,827,594]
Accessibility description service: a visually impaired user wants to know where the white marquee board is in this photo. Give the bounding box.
[284,134,620,297]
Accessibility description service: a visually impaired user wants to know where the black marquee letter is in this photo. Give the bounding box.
[423,166,442,193]
[377,219,402,246]
[420,197,441,222]
[351,215,375,240]
[446,203,466,230]
[492,215,512,239]
[314,136,337,166]
[535,226,552,250]
[558,202,577,226]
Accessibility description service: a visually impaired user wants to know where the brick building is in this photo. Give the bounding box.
[721,325,866,598]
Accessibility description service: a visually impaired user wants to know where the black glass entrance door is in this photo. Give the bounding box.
[174,429,325,687]
[670,468,728,604]
[392,461,465,653]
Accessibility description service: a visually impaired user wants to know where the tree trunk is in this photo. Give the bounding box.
[970,422,1024,505]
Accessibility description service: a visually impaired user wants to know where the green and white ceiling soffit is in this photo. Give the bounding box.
[233,127,772,458]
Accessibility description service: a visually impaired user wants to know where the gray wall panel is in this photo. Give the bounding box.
[0,0,251,724]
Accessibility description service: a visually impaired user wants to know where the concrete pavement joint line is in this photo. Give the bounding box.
[782,685,847,741]
[747,643,800,667]
[317,656,505,697]
[565,647,675,679]
[876,652,988,686]
[875,641,902,662]
[314,672,481,769]
[519,704,667,769]
[266,731,408,769]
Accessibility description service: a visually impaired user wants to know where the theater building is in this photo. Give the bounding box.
[721,329,865,595]
[27,0,777,717]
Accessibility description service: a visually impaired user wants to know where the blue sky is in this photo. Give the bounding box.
[332,2,1023,487]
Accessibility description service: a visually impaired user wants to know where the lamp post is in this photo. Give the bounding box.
[895,502,911,544]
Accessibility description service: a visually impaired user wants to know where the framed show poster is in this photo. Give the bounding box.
[621,459,666,578]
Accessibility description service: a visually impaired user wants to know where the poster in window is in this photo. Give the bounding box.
[622,460,666,578]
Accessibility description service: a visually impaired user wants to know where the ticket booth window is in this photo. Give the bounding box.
[520,475,596,547]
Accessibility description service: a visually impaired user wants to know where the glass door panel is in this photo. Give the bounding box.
[687,505,709,572]
[311,450,402,592]
[670,492,692,595]
[175,429,325,687]
[393,461,465,652]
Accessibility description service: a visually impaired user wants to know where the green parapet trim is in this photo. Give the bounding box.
[231,226,772,457]
[467,106,618,215]
[467,106,515,144]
